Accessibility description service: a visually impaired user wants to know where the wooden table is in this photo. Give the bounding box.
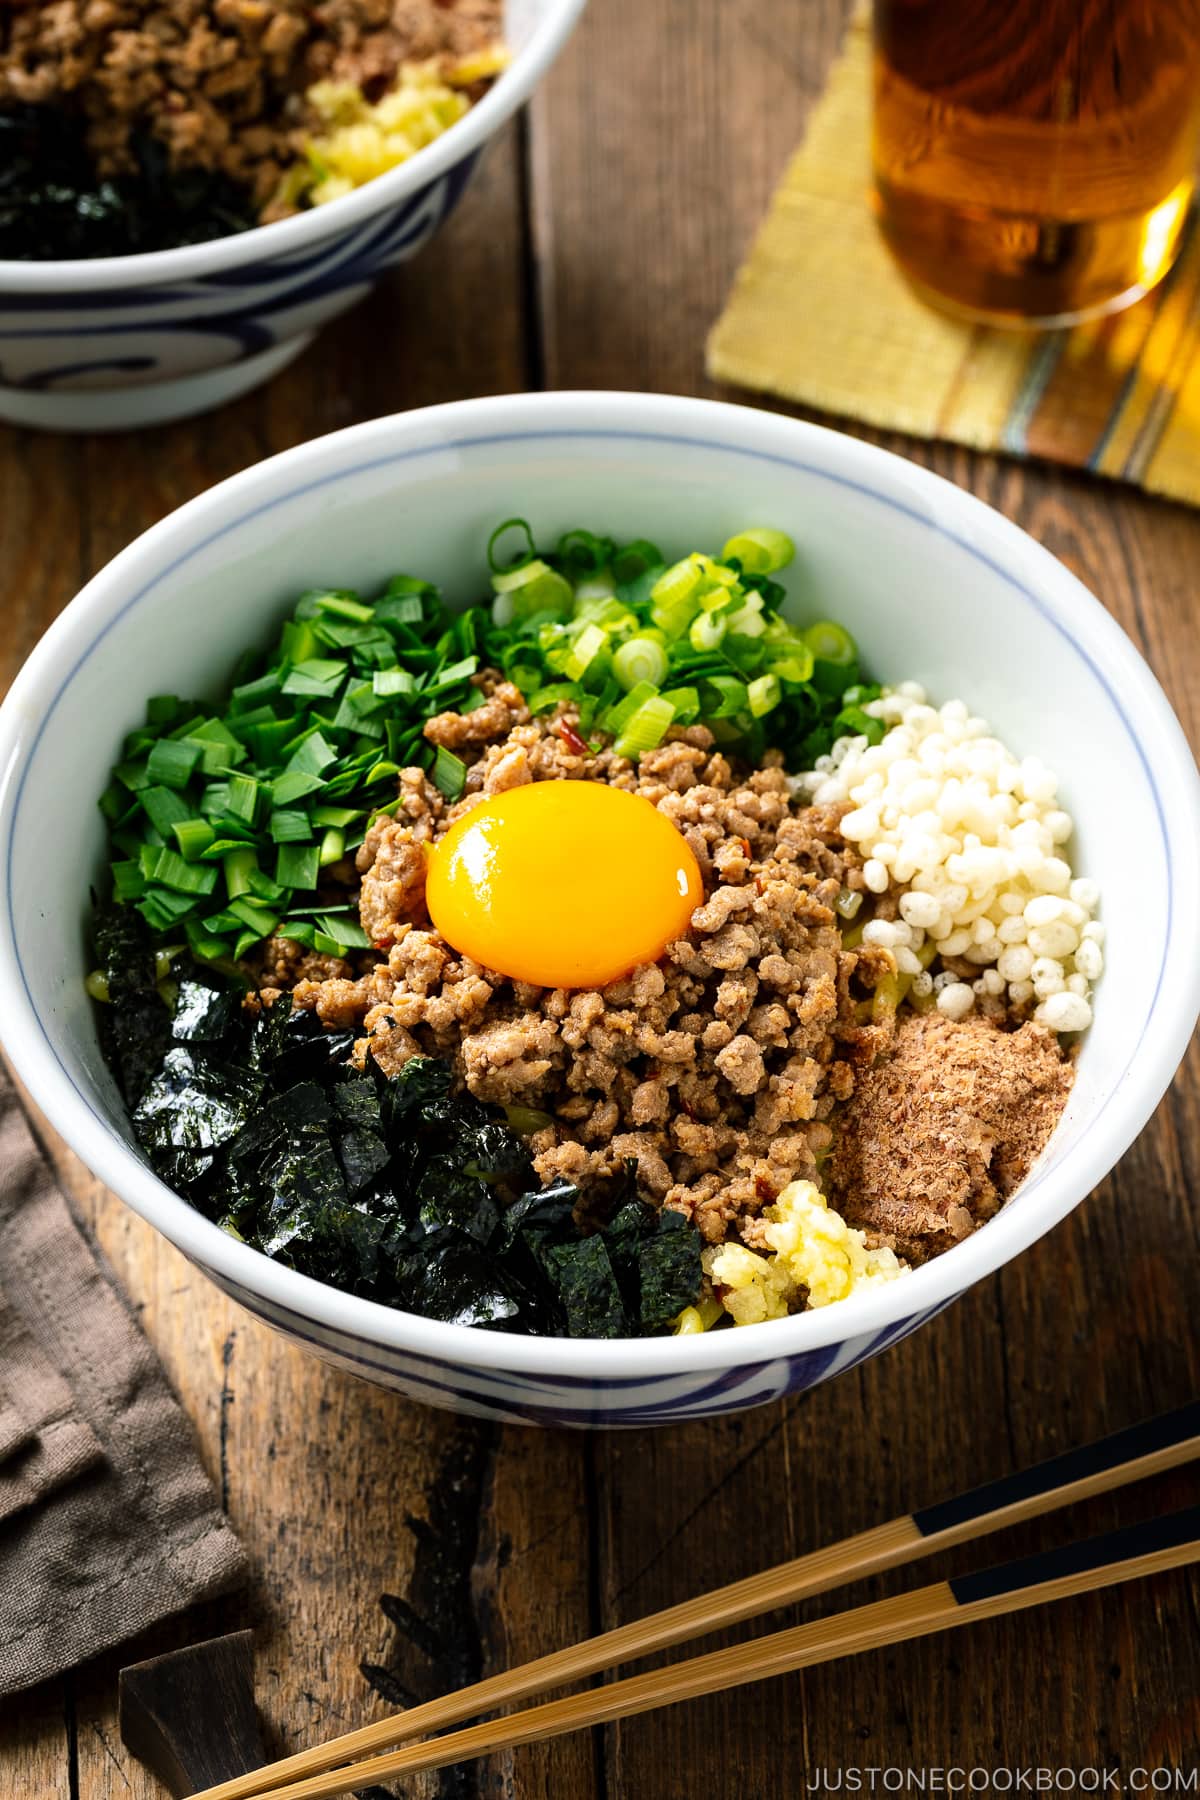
[4,2,1200,1792]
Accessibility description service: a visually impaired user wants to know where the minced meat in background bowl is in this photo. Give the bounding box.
[1,390,1198,1428]
[0,0,585,434]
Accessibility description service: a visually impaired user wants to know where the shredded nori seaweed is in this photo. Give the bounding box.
[92,906,703,1337]
[0,106,256,260]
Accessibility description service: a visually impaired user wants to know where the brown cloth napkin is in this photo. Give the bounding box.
[0,1062,247,1696]
[0,1274,104,1523]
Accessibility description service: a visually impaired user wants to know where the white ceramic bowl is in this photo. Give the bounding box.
[2,391,1197,1426]
[0,0,584,433]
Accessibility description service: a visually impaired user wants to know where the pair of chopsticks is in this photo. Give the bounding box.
[196,1400,1200,1800]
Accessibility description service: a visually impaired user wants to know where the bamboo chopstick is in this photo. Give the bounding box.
[193,1401,1200,1800]
[210,1503,1200,1800]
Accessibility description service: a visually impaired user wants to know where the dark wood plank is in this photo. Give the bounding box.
[0,125,597,1800]
[532,0,1200,1791]
[119,1631,266,1797]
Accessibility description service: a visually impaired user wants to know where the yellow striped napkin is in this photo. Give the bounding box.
[707,13,1200,508]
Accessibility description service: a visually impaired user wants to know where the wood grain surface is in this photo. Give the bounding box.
[2,1,1199,1793]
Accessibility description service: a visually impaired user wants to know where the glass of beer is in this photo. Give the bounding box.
[872,1,1200,326]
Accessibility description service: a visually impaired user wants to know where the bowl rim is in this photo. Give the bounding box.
[0,0,586,294]
[2,389,1198,1380]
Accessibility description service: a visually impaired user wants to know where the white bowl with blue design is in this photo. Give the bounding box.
[1,391,1197,1426]
[0,0,585,435]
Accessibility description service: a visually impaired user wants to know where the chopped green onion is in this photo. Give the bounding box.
[613,695,675,760]
[688,611,727,653]
[315,913,371,949]
[314,592,374,624]
[660,685,700,724]
[247,867,285,904]
[835,705,886,745]
[612,635,669,691]
[281,657,346,698]
[240,718,297,765]
[111,860,146,902]
[284,730,336,777]
[725,600,767,638]
[269,809,313,844]
[803,620,858,665]
[139,785,192,836]
[721,528,795,575]
[102,520,866,956]
[431,745,467,801]
[556,527,614,575]
[114,759,149,793]
[563,622,608,681]
[747,673,782,717]
[487,516,537,573]
[183,718,246,774]
[224,772,260,827]
[491,559,573,623]
[601,678,658,737]
[228,897,279,934]
[275,843,321,890]
[612,539,663,584]
[572,575,617,606]
[171,818,215,861]
[146,737,200,790]
[526,682,581,715]
[165,713,206,743]
[99,782,130,824]
[278,921,317,948]
[137,888,197,929]
[424,655,479,697]
[144,849,218,896]
[229,672,280,711]
[281,619,321,664]
[200,837,254,861]
[766,643,815,685]
[272,770,326,807]
[223,846,257,899]
[650,555,703,613]
[375,588,427,626]
[185,920,232,962]
[699,675,749,718]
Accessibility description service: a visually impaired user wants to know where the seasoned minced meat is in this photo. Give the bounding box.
[826,1011,1075,1264]
[0,0,502,204]
[261,679,901,1245]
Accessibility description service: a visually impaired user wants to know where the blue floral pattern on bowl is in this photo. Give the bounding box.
[212,1268,958,1427]
[0,156,478,426]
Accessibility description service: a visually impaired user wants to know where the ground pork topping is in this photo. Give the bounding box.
[825,1010,1075,1263]
[0,0,502,203]
[257,690,904,1245]
[246,675,1078,1269]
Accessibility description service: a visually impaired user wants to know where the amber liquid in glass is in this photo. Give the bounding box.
[873,0,1200,325]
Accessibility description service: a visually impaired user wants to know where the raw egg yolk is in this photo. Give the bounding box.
[425,781,703,990]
